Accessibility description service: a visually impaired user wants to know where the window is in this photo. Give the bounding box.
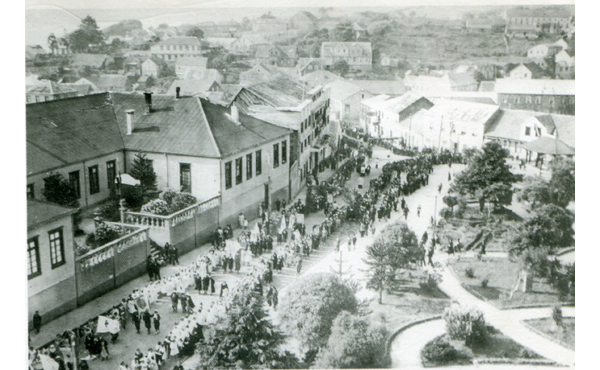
[49,228,65,269]
[246,153,253,180]
[225,162,232,189]
[106,160,116,191]
[256,150,262,176]
[89,165,100,194]
[235,157,243,185]
[281,140,287,165]
[28,237,41,279]
[525,127,531,136]
[180,163,192,193]
[273,143,279,168]
[27,184,34,200]
[536,96,542,104]
[69,171,81,199]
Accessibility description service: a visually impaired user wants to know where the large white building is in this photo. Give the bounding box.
[320,42,372,69]
[151,37,202,61]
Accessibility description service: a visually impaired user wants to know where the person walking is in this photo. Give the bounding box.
[33,311,42,334]
[428,246,435,267]
[296,256,303,275]
[143,310,152,335]
[152,311,161,334]
[132,311,141,334]
[100,337,109,361]
[352,234,357,251]
[438,183,443,193]
[403,206,409,220]
[417,205,421,218]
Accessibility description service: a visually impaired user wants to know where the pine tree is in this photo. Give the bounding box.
[129,153,157,197]
[196,278,300,369]
[42,172,79,208]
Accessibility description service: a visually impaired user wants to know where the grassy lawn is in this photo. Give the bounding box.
[524,317,575,350]
[450,257,562,308]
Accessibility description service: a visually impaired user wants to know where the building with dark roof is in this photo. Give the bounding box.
[26,93,125,207]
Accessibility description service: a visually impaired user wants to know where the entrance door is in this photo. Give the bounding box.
[264,183,269,211]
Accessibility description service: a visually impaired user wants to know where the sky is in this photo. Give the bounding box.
[26,0,575,10]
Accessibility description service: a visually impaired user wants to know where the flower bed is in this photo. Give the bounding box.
[141,189,197,216]
[76,222,132,256]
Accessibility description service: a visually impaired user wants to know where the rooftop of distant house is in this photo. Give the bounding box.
[156,36,202,46]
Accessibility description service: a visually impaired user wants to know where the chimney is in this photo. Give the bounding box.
[144,92,153,114]
[176,86,181,99]
[126,109,135,135]
[231,104,240,124]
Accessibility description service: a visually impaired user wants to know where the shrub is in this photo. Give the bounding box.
[443,303,487,347]
[85,222,128,248]
[481,278,489,288]
[100,201,121,222]
[421,336,473,365]
[440,207,453,219]
[419,274,439,292]
[465,267,475,279]
[159,189,198,213]
[552,305,563,328]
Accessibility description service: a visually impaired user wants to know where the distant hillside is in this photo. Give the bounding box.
[103,19,144,37]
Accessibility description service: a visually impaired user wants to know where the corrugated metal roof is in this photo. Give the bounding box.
[325,80,363,102]
[247,75,309,107]
[200,99,291,157]
[26,93,124,175]
[484,109,537,141]
[111,93,220,158]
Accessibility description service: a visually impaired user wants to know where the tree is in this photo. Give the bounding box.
[260,11,275,19]
[443,195,459,213]
[451,141,518,212]
[461,147,481,165]
[314,312,389,368]
[186,26,204,41]
[443,303,487,347]
[330,59,349,77]
[68,15,104,53]
[517,176,553,209]
[511,204,574,254]
[42,173,79,208]
[129,152,157,197]
[364,221,421,303]
[333,21,354,42]
[548,157,575,208]
[278,273,358,351]
[47,33,58,54]
[196,278,300,369]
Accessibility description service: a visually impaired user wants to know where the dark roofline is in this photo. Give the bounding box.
[27,149,126,177]
[28,200,77,230]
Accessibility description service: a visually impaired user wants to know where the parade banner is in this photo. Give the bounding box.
[96,315,120,334]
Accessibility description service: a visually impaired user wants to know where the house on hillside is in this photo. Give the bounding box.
[527,44,563,59]
[141,56,167,78]
[495,78,574,115]
[554,50,575,79]
[151,36,202,61]
[26,80,78,103]
[297,58,325,76]
[253,44,297,67]
[230,34,269,55]
[321,42,372,70]
[175,57,208,79]
[166,79,223,98]
[405,73,478,93]
[506,24,539,39]
[505,63,551,79]
[70,54,108,70]
[506,7,574,34]
[287,11,318,31]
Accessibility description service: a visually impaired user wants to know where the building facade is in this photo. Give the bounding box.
[151,37,202,61]
[495,79,575,115]
[320,42,372,69]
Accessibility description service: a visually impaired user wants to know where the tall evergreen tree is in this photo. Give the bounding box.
[196,278,300,369]
[68,15,104,53]
[129,152,157,197]
[42,172,79,208]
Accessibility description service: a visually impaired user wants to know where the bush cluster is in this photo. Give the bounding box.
[421,336,473,365]
[443,303,487,347]
[85,222,128,248]
[140,189,198,215]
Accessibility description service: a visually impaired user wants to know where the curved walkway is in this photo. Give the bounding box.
[390,307,574,369]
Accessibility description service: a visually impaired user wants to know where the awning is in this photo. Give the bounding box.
[118,173,141,186]
[521,136,574,155]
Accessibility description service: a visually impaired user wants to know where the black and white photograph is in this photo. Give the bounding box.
[20,0,581,369]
